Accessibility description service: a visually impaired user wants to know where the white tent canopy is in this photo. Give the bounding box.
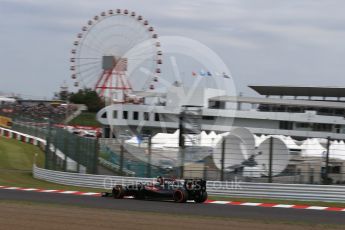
[0,96,16,103]
[329,140,345,160]
[300,138,326,157]
[272,135,302,150]
[254,134,269,147]
[254,135,301,150]
[126,130,345,162]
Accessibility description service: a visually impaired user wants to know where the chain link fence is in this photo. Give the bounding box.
[98,135,345,185]
[7,117,345,185]
[12,119,98,174]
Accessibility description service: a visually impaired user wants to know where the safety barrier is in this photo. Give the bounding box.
[33,165,345,202]
[0,127,45,146]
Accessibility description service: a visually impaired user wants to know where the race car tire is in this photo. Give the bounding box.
[173,189,188,203]
[194,191,208,203]
[112,185,125,199]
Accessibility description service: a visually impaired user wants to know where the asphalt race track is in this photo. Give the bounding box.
[0,189,344,225]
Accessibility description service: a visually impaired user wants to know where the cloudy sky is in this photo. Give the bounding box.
[0,0,344,98]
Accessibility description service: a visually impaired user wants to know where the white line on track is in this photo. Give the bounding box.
[59,191,78,194]
[4,187,20,190]
[20,188,39,191]
[240,202,262,206]
[80,192,100,196]
[273,204,294,208]
[306,206,328,210]
[210,201,230,204]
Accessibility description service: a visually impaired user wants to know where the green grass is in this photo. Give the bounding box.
[0,137,44,170]
[68,112,101,127]
[0,137,102,192]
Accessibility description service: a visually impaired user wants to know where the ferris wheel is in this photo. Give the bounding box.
[70,9,162,102]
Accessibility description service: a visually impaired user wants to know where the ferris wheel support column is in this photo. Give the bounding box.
[96,71,113,97]
[94,70,107,93]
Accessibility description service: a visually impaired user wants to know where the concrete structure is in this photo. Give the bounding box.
[97,85,345,140]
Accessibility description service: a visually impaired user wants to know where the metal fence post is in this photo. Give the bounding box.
[44,119,52,169]
[52,135,57,170]
[268,136,273,183]
[220,138,226,181]
[120,138,124,175]
[147,135,152,178]
[75,135,80,173]
[179,112,185,179]
[63,135,68,171]
[93,139,99,174]
[323,136,331,185]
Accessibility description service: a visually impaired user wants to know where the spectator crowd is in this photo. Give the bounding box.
[0,101,79,123]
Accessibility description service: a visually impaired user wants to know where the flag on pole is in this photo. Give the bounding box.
[199,70,206,76]
[223,72,230,78]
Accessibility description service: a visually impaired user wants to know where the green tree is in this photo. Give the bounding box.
[54,90,70,101]
[69,88,105,112]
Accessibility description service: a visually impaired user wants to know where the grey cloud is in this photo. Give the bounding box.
[0,0,344,98]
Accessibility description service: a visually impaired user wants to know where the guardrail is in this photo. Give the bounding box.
[33,165,345,202]
[0,126,45,146]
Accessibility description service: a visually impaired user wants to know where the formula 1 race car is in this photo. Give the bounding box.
[102,177,208,203]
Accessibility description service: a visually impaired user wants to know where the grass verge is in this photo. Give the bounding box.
[0,137,102,192]
[68,112,101,127]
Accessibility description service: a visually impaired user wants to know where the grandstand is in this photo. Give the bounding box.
[0,99,81,124]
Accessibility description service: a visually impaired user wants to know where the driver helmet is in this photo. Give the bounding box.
[156,176,163,185]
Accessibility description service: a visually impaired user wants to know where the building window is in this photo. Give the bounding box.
[113,110,117,119]
[123,111,128,119]
[287,107,302,113]
[154,113,160,121]
[133,111,139,120]
[335,124,341,133]
[313,123,332,132]
[101,112,107,118]
[334,109,344,116]
[202,116,215,120]
[279,121,293,130]
[209,101,225,109]
[144,112,150,121]
[296,122,310,128]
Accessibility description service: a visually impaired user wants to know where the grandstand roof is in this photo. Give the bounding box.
[0,97,16,103]
[249,85,345,98]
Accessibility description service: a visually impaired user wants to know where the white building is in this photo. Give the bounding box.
[97,85,345,140]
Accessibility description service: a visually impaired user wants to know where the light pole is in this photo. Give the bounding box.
[44,117,52,169]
